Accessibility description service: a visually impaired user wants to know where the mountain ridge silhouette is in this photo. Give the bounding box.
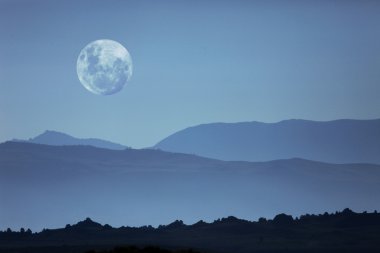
[154,118,380,164]
[12,130,128,150]
[2,209,380,253]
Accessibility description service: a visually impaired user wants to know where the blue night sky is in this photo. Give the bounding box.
[1,0,380,148]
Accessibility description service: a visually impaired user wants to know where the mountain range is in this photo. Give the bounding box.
[13,130,128,150]
[11,119,380,164]
[154,119,380,164]
[1,141,379,231]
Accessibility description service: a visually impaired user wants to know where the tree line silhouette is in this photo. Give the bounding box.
[1,209,380,253]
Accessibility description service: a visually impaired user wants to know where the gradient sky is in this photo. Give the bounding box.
[1,0,380,148]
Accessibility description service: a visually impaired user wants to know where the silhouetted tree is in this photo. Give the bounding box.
[341,208,354,215]
[273,213,293,226]
[103,224,112,230]
[258,217,267,224]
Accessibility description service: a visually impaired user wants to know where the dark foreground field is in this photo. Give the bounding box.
[1,209,380,253]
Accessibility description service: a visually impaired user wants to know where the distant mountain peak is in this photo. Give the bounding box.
[44,130,61,134]
[40,130,69,135]
[31,130,73,141]
[21,130,129,150]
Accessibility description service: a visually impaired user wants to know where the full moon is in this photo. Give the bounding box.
[76,39,132,95]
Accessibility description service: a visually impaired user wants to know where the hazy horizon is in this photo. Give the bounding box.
[4,117,380,149]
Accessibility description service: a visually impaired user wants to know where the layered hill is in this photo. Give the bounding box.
[13,130,127,150]
[154,119,380,164]
[1,142,380,231]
